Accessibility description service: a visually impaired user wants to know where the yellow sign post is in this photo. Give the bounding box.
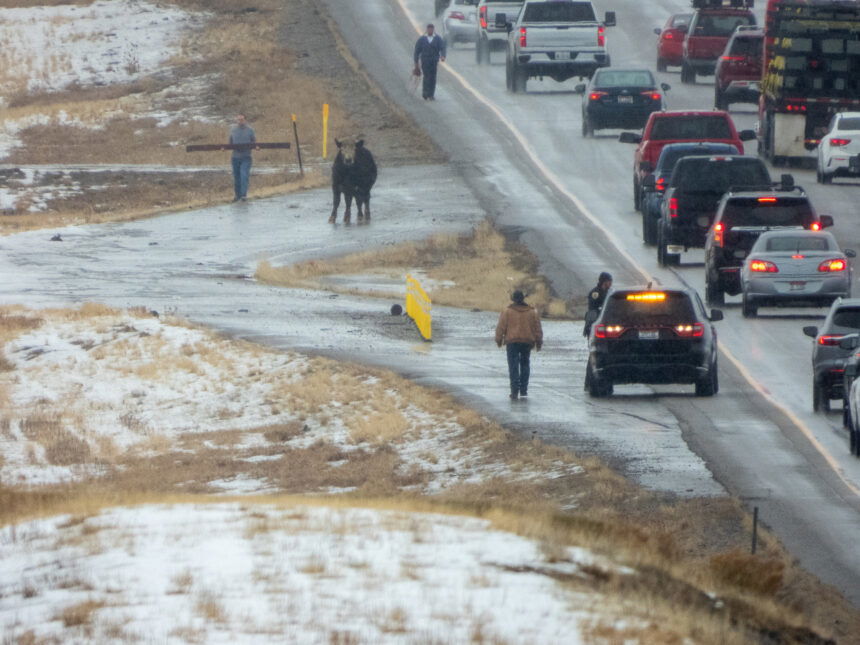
[322,103,330,158]
[406,274,432,341]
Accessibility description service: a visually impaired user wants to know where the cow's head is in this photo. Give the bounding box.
[335,138,364,166]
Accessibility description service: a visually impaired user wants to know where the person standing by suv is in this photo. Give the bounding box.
[496,290,543,400]
[583,272,612,337]
[413,24,447,100]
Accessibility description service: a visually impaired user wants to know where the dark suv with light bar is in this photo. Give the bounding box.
[703,186,833,305]
[585,287,723,397]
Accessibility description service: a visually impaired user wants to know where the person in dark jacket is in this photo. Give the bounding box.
[583,272,613,337]
[496,290,543,400]
[413,24,447,100]
[229,113,256,202]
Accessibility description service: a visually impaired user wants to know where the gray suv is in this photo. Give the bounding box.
[802,298,860,411]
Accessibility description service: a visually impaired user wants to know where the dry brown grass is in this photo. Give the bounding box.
[256,221,571,315]
[58,599,105,628]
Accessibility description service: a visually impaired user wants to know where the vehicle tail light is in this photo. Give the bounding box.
[479,5,487,28]
[810,222,822,231]
[818,334,845,346]
[720,55,745,62]
[598,25,605,47]
[519,27,527,48]
[668,197,678,218]
[594,324,624,339]
[714,222,724,247]
[641,91,661,101]
[749,259,779,273]
[449,11,466,20]
[785,104,807,112]
[791,254,805,259]
[674,323,704,338]
[757,196,777,203]
[656,177,666,192]
[626,292,666,301]
[663,31,674,40]
[819,258,847,272]
[830,138,852,147]
[589,91,607,101]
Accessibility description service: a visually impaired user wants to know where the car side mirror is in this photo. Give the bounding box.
[780,173,794,189]
[739,129,757,141]
[574,83,586,94]
[803,325,819,339]
[709,309,724,322]
[660,82,671,92]
[604,11,616,27]
[619,132,642,144]
[642,174,656,190]
[819,215,834,229]
[840,335,860,351]
[845,249,857,259]
[654,27,662,35]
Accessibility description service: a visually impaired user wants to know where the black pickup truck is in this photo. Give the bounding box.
[656,154,771,266]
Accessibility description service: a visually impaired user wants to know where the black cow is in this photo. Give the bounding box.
[330,138,377,224]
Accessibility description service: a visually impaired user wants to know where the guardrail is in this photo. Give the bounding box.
[406,274,432,341]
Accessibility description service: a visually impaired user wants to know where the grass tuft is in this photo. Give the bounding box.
[709,548,785,596]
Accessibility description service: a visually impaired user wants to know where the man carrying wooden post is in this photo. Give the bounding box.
[230,113,255,202]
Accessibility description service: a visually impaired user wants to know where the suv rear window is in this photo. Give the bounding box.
[650,116,732,140]
[833,308,860,330]
[657,145,734,172]
[721,197,814,228]
[694,13,755,37]
[838,117,860,131]
[671,158,771,192]
[729,35,762,57]
[602,292,695,325]
[523,2,595,22]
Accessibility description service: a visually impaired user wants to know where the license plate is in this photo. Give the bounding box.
[638,330,659,340]
[618,95,633,104]
[790,281,806,290]
[555,51,571,60]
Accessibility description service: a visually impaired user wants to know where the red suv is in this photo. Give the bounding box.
[681,2,755,84]
[619,110,756,211]
[713,26,763,110]
[654,13,692,71]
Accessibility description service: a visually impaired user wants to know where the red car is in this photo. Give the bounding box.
[713,26,763,110]
[654,13,692,71]
[618,110,756,211]
[681,3,755,84]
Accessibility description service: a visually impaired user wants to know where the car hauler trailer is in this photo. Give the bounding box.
[759,0,860,165]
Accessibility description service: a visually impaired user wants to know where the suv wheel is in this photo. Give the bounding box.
[851,415,860,456]
[681,62,695,84]
[586,364,613,397]
[695,360,718,397]
[476,38,488,64]
[642,212,658,245]
[582,115,593,138]
[813,380,830,413]
[714,87,728,111]
[741,294,757,318]
[633,177,641,211]
[817,167,833,184]
[656,57,668,72]
[705,279,724,306]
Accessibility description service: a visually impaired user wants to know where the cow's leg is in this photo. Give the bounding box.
[344,192,353,223]
[356,196,365,222]
[364,193,371,221]
[330,187,340,223]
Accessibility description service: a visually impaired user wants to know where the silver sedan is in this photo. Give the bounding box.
[441,0,479,45]
[741,230,856,317]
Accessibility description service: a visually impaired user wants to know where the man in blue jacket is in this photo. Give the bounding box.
[413,24,446,100]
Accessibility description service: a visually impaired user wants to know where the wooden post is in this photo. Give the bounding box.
[322,103,330,158]
[292,114,303,176]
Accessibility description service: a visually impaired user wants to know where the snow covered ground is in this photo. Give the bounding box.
[0,503,635,643]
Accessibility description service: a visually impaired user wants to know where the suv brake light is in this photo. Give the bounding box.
[818,334,845,346]
[479,5,487,29]
[594,324,624,339]
[519,27,527,47]
[810,222,822,231]
[656,177,666,192]
[749,259,778,273]
[830,138,851,147]
[714,222,724,246]
[819,258,847,272]
[674,323,704,338]
[668,197,678,218]
[757,197,777,203]
[597,25,605,47]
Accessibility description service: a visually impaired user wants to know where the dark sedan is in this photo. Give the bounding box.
[577,69,669,137]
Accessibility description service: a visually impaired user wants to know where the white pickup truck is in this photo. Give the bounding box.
[504,0,616,93]
[475,0,524,64]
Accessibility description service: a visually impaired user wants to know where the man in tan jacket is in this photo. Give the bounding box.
[495,290,543,400]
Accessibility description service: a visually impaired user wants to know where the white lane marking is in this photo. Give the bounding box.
[393,0,860,498]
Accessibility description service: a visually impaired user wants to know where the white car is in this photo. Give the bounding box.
[740,230,855,318]
[817,111,860,184]
[442,0,479,46]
